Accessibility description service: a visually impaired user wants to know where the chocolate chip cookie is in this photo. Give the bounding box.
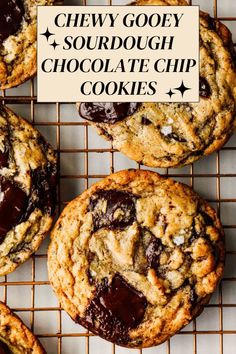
[0,301,45,353]
[77,0,236,168]
[0,0,54,89]
[0,105,57,276]
[48,169,225,348]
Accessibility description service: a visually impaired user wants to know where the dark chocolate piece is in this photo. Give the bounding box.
[79,102,140,124]
[0,148,9,168]
[201,211,214,226]
[146,235,163,272]
[24,163,58,219]
[181,280,198,305]
[189,223,199,245]
[86,252,96,285]
[0,0,24,44]
[189,287,198,305]
[84,274,147,345]
[208,16,217,31]
[86,269,94,286]
[0,162,57,243]
[167,133,187,143]
[199,77,211,98]
[0,176,28,242]
[89,189,136,231]
[0,342,11,354]
[141,116,152,125]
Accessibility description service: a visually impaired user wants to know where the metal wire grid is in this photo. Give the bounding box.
[0,0,235,353]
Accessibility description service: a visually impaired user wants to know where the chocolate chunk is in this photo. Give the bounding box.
[167,133,187,143]
[86,268,94,285]
[79,102,140,124]
[0,0,24,44]
[0,161,57,243]
[25,163,58,217]
[99,274,147,327]
[0,176,28,242]
[89,190,136,231]
[146,235,163,272]
[0,149,9,168]
[208,16,216,31]
[181,280,198,305]
[141,116,152,125]
[9,241,31,255]
[202,211,214,226]
[84,274,147,345]
[189,287,198,305]
[199,77,211,98]
[86,252,96,285]
[189,227,198,245]
[0,342,11,354]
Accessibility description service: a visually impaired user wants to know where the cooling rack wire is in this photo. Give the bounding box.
[0,0,236,353]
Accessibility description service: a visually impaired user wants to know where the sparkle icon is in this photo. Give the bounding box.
[166,89,175,99]
[174,81,191,97]
[50,40,60,50]
[40,27,54,41]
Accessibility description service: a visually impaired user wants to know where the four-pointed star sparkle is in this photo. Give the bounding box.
[40,27,54,41]
[166,89,175,99]
[50,40,60,50]
[174,81,191,97]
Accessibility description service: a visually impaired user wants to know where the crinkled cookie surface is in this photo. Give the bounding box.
[78,0,236,168]
[0,301,46,354]
[48,169,225,348]
[0,105,58,276]
[0,0,54,89]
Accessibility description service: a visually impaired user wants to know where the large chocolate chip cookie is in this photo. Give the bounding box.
[48,169,225,347]
[77,0,236,168]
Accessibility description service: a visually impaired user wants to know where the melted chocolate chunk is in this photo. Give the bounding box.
[86,269,94,286]
[141,116,152,125]
[167,133,187,143]
[0,342,11,354]
[0,0,24,44]
[189,287,198,305]
[189,226,198,245]
[181,280,198,305]
[25,163,58,218]
[0,176,28,242]
[202,211,214,226]
[89,190,136,231]
[208,16,217,31]
[9,241,31,255]
[99,275,147,327]
[0,149,9,168]
[199,77,211,98]
[86,252,96,285]
[79,102,140,124]
[84,274,147,345]
[146,235,163,272]
[0,161,57,243]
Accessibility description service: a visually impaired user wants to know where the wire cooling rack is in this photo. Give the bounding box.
[0,0,236,353]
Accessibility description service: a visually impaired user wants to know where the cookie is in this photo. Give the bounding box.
[77,0,236,168]
[0,301,45,353]
[48,169,225,348]
[0,105,57,276]
[0,0,54,89]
